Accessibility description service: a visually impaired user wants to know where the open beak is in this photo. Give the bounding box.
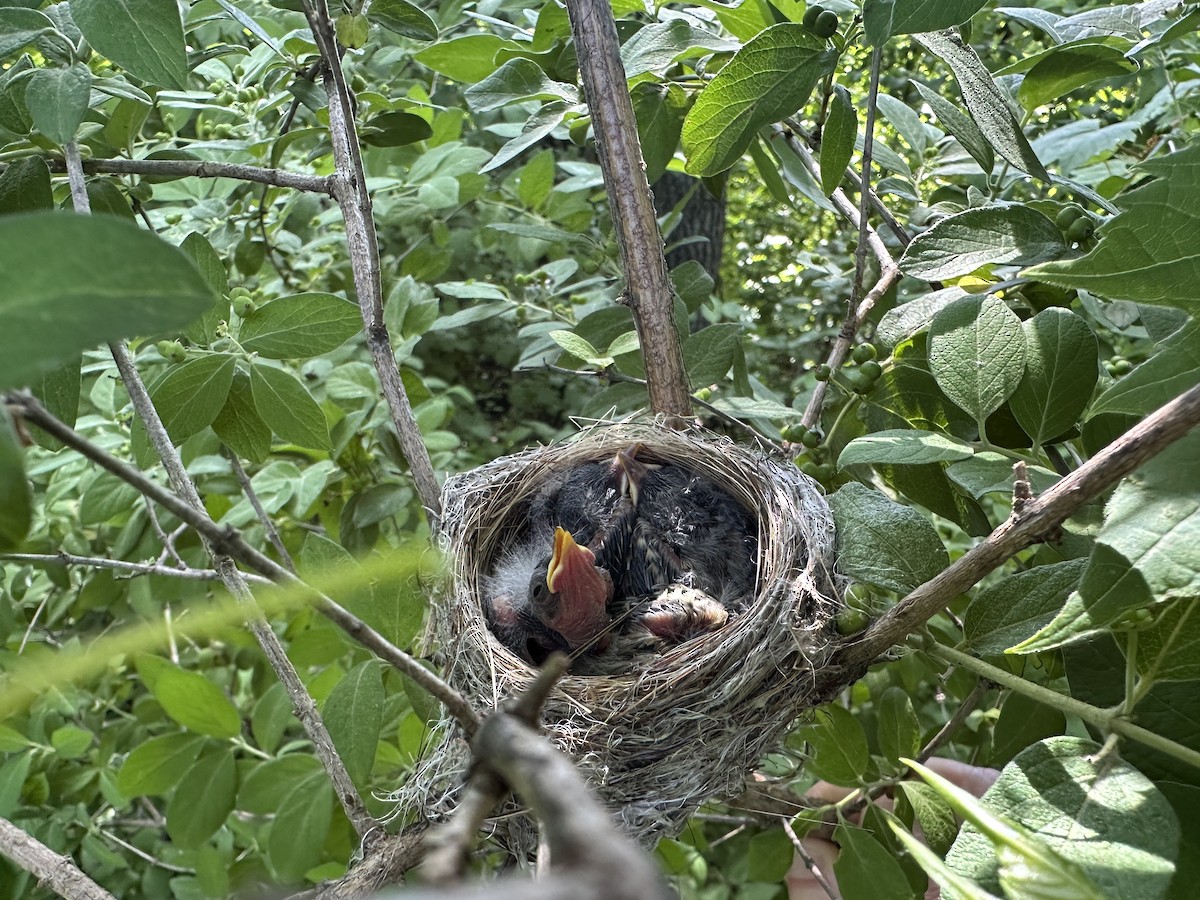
[547,526,595,592]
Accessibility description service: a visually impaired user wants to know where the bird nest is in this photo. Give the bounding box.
[397,422,843,847]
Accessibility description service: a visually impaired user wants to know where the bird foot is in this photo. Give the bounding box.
[636,584,729,643]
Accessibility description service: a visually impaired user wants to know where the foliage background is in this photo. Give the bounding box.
[0,0,1198,898]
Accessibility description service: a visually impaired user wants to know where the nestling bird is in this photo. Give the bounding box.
[482,525,614,665]
[616,451,759,611]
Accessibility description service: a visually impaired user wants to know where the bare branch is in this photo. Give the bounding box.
[227,451,296,572]
[418,769,507,886]
[834,382,1200,669]
[0,816,115,900]
[0,552,270,584]
[11,155,336,194]
[565,0,692,419]
[303,0,443,522]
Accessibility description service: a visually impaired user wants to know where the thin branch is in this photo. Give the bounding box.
[418,768,508,885]
[565,0,692,419]
[832,382,1200,668]
[0,817,115,900]
[782,819,839,900]
[227,451,296,572]
[849,48,882,309]
[5,393,482,739]
[0,552,270,584]
[303,0,443,523]
[15,156,336,194]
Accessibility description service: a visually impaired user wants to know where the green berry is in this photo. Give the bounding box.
[799,460,821,478]
[859,360,883,382]
[156,340,175,357]
[814,463,836,482]
[802,5,824,28]
[814,10,839,38]
[1055,204,1085,230]
[848,370,873,394]
[836,608,869,635]
[815,363,833,382]
[800,428,822,449]
[232,296,257,318]
[851,342,877,364]
[1112,358,1132,375]
[1066,217,1095,243]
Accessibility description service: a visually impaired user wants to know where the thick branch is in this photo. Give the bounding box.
[565,0,692,419]
[833,382,1200,670]
[0,818,114,900]
[304,0,443,522]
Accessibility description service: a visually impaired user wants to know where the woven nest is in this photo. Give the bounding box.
[397,422,843,848]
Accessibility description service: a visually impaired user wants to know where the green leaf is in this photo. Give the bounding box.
[0,155,52,214]
[24,63,91,145]
[149,354,237,444]
[912,81,994,175]
[149,666,242,738]
[0,413,30,551]
[361,111,433,147]
[79,471,140,525]
[1136,601,1200,684]
[945,451,1059,499]
[516,149,556,209]
[267,771,333,883]
[166,750,237,850]
[180,232,230,345]
[901,206,1065,281]
[929,295,1026,427]
[863,0,989,45]
[240,293,361,359]
[1009,308,1098,446]
[895,782,958,858]
[1089,321,1200,418]
[116,734,206,797]
[249,683,294,756]
[323,661,384,787]
[606,330,641,358]
[685,323,740,387]
[0,752,32,818]
[964,560,1086,655]
[366,0,437,41]
[632,81,688,186]
[621,19,739,78]
[464,58,578,113]
[1025,144,1200,316]
[820,85,856,196]
[481,102,570,173]
[914,30,1048,183]
[798,703,871,786]
[0,212,215,390]
[838,429,974,469]
[988,693,1067,769]
[945,738,1178,900]
[1016,41,1138,111]
[876,686,920,762]
[71,0,187,89]
[0,8,52,58]
[829,482,949,594]
[682,24,836,177]
[745,828,794,883]
[835,823,916,899]
[212,370,272,462]
[413,34,522,83]
[549,330,603,363]
[249,363,331,451]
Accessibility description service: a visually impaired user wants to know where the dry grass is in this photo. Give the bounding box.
[393,421,842,848]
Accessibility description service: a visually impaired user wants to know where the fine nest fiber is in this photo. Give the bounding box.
[399,422,843,847]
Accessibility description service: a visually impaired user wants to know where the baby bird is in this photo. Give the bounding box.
[482,526,613,665]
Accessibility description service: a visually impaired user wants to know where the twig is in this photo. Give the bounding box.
[304,0,443,523]
[227,451,296,572]
[418,768,508,885]
[782,818,838,900]
[0,552,270,584]
[564,0,692,419]
[11,156,336,193]
[831,382,1200,668]
[849,48,882,309]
